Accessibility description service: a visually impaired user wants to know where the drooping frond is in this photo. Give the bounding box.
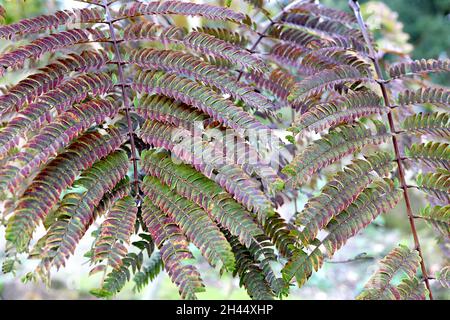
[294,152,394,244]
[417,205,449,239]
[283,121,390,187]
[141,176,236,272]
[405,142,450,170]
[396,277,427,300]
[117,1,250,25]
[193,26,248,46]
[129,48,274,112]
[140,150,264,248]
[138,121,273,216]
[357,245,423,300]
[93,176,132,218]
[35,151,129,274]
[288,65,371,105]
[0,98,119,192]
[0,50,109,117]
[398,87,450,107]
[91,252,144,299]
[226,233,275,300]
[0,28,108,74]
[92,196,138,270]
[0,73,113,157]
[388,59,450,79]
[141,197,205,300]
[291,90,386,136]
[321,179,401,256]
[133,70,267,131]
[133,252,164,293]
[402,112,449,138]
[0,8,105,40]
[5,128,124,251]
[416,169,450,203]
[141,151,287,294]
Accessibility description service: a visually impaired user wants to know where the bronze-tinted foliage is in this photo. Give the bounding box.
[0,0,448,300]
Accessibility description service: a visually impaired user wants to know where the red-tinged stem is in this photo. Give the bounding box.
[102,0,140,199]
[349,0,433,299]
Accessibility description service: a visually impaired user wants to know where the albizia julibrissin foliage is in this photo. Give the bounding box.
[0,0,448,300]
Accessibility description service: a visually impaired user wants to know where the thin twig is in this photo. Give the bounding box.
[102,0,140,198]
[349,0,433,299]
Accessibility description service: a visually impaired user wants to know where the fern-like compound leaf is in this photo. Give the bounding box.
[118,1,250,25]
[141,150,264,248]
[141,176,236,272]
[0,73,113,157]
[295,152,394,244]
[0,98,119,192]
[288,65,370,105]
[129,48,274,112]
[5,129,124,252]
[417,205,450,239]
[402,112,449,138]
[416,169,450,203]
[389,59,450,79]
[405,142,450,170]
[357,245,423,300]
[398,87,450,107]
[283,121,390,187]
[92,196,138,270]
[0,50,109,117]
[133,70,267,132]
[0,7,105,40]
[292,90,386,136]
[0,28,108,75]
[141,197,205,299]
[133,252,164,293]
[36,151,129,275]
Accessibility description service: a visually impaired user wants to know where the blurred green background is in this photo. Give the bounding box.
[0,0,448,300]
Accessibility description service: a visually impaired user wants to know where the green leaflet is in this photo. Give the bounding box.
[140,149,264,248]
[133,252,164,293]
[141,175,236,272]
[291,90,386,136]
[34,151,129,278]
[389,58,450,79]
[357,245,425,300]
[283,178,401,287]
[417,205,450,239]
[288,65,371,105]
[283,120,390,187]
[226,232,276,300]
[402,112,450,138]
[405,141,450,170]
[92,195,138,270]
[294,152,394,244]
[416,169,450,203]
[141,197,205,300]
[91,252,144,299]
